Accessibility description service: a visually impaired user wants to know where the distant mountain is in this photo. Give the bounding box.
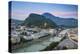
[11,13,77,28]
[22,13,57,28]
[43,13,78,28]
[10,18,23,26]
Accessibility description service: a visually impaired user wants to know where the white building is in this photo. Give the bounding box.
[11,36,20,44]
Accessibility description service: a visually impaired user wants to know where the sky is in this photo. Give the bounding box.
[10,1,78,20]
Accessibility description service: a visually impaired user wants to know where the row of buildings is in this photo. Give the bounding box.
[10,23,59,44]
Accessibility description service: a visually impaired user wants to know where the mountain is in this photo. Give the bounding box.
[10,18,23,26]
[22,13,57,28]
[42,13,78,28]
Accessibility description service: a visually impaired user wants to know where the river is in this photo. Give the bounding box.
[12,35,56,52]
[12,29,77,52]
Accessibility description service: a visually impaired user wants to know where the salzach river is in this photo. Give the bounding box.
[12,35,56,52]
[12,29,77,52]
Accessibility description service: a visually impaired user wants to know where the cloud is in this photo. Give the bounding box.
[11,9,44,20]
[51,11,77,18]
[12,9,77,20]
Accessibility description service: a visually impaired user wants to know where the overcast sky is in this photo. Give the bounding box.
[10,1,78,20]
